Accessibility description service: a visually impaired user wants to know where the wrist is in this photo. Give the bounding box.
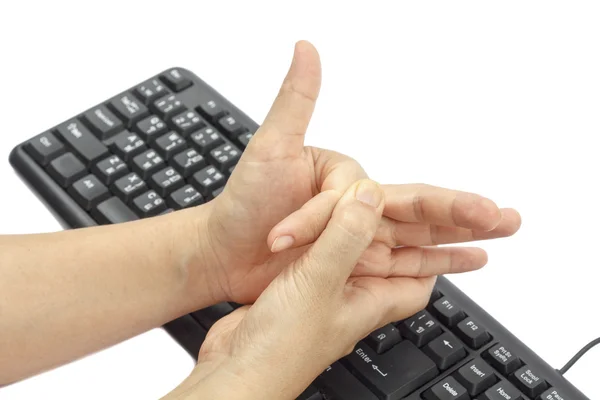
[157,203,228,313]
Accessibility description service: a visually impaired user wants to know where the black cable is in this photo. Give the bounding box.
[559,336,600,374]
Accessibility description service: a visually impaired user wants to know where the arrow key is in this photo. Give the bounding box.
[423,332,467,371]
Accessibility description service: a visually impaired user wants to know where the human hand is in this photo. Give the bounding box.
[167,179,439,399]
[195,40,521,305]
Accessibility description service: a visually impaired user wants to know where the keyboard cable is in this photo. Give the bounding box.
[558,336,600,375]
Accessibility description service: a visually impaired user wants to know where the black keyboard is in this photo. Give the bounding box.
[8,68,589,400]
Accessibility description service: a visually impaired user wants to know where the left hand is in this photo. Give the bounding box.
[196,40,521,305]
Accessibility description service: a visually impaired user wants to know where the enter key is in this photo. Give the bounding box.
[340,340,439,400]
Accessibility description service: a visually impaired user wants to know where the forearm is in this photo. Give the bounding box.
[0,205,219,384]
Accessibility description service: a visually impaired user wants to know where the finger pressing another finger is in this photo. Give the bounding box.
[377,207,522,246]
[382,184,503,231]
[294,179,384,292]
[268,190,341,252]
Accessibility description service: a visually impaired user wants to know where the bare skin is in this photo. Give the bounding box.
[0,41,520,398]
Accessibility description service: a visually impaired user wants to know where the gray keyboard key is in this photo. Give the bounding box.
[25,132,65,166]
[92,197,139,224]
[55,120,108,166]
[82,105,123,140]
[108,92,149,126]
[47,152,86,187]
[69,175,110,210]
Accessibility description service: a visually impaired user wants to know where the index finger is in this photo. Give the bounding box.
[382,184,503,231]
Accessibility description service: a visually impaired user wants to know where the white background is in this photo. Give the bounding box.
[0,1,598,398]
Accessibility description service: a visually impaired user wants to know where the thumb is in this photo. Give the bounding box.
[294,179,385,292]
[245,40,321,160]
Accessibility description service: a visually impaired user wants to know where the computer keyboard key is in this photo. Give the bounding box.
[423,332,467,370]
[209,143,241,172]
[428,289,444,306]
[68,175,110,210]
[341,340,438,400]
[511,365,548,398]
[92,155,128,185]
[399,310,443,347]
[112,172,147,203]
[168,184,204,209]
[82,106,123,140]
[432,297,467,327]
[151,167,184,197]
[218,115,245,139]
[297,387,322,400]
[365,324,401,354]
[455,317,491,349]
[55,120,109,166]
[190,126,225,154]
[135,115,168,142]
[296,385,323,400]
[478,380,523,400]
[108,93,149,127]
[454,357,498,396]
[135,78,169,104]
[212,187,224,198]
[92,197,139,225]
[110,131,147,161]
[315,362,377,400]
[25,132,66,166]
[539,388,567,400]
[172,148,206,177]
[236,131,254,149]
[154,131,186,160]
[132,190,166,217]
[161,68,192,92]
[132,149,165,179]
[47,152,87,187]
[191,165,226,196]
[153,94,185,119]
[422,376,469,400]
[197,99,227,121]
[485,344,522,376]
[172,110,205,136]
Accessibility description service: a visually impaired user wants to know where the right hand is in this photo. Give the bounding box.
[167,180,457,400]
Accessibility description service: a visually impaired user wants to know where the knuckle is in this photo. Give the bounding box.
[412,193,426,222]
[280,80,318,103]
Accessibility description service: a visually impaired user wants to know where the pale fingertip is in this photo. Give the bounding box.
[500,208,522,236]
[271,235,295,253]
[463,247,489,270]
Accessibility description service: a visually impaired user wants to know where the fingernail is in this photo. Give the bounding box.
[271,235,295,252]
[355,180,383,208]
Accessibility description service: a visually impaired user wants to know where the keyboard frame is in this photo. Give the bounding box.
[8,68,589,400]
